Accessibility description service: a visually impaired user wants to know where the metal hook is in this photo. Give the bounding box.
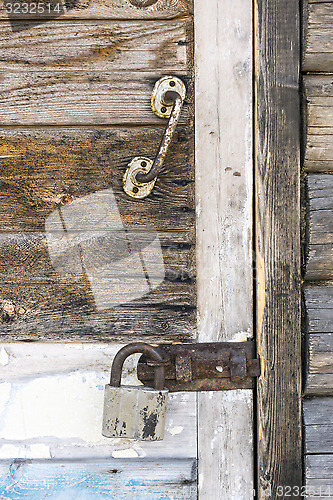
[123,76,186,199]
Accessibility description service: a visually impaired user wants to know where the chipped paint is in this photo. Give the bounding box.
[0,443,50,459]
[112,448,138,459]
[0,348,9,367]
[169,426,183,436]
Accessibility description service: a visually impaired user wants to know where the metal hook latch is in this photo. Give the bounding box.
[123,76,186,199]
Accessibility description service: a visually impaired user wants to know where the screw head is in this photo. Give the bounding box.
[169,80,176,87]
[161,106,167,113]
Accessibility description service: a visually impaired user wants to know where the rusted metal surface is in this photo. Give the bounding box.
[137,341,260,391]
[109,342,168,390]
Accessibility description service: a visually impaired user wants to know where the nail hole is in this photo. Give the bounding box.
[161,107,167,113]
[133,187,139,194]
[216,366,223,373]
[169,81,176,87]
[141,161,147,168]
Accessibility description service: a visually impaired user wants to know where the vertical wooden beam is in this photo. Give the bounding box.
[255,0,302,497]
[195,0,254,497]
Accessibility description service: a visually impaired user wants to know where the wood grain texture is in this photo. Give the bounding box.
[303,2,333,72]
[0,0,192,20]
[0,459,197,499]
[255,0,302,497]
[195,0,254,498]
[0,20,192,72]
[305,455,333,498]
[304,285,333,395]
[0,127,195,340]
[304,133,333,173]
[0,71,192,126]
[304,76,333,173]
[304,398,333,455]
[0,127,194,231]
[305,174,333,280]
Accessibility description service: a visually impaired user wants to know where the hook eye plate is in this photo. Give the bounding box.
[151,76,186,119]
[123,157,156,199]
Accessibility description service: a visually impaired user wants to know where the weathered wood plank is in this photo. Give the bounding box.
[305,174,333,280]
[0,292,196,341]
[0,343,197,459]
[0,0,192,20]
[0,459,197,499]
[303,2,333,72]
[304,285,333,394]
[0,72,192,125]
[195,0,254,498]
[0,126,193,179]
[0,125,195,339]
[305,455,333,498]
[304,77,333,172]
[304,398,333,453]
[0,127,194,232]
[255,0,302,497]
[0,20,191,72]
[304,133,333,173]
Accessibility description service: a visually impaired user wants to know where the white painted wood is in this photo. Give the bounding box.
[0,344,196,460]
[195,0,254,498]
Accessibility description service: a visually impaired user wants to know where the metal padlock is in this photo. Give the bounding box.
[102,343,169,441]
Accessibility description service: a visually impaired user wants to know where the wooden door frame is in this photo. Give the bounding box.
[195,0,302,498]
[195,1,254,497]
[255,0,302,497]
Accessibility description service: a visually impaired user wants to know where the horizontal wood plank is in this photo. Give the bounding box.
[304,76,333,172]
[303,2,333,72]
[304,397,333,453]
[304,133,333,173]
[0,71,192,125]
[0,288,196,340]
[305,455,333,498]
[305,174,333,280]
[0,127,194,232]
[0,20,191,72]
[0,0,192,20]
[0,459,197,499]
[304,285,333,394]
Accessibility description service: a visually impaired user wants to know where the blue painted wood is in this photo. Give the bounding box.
[0,459,197,499]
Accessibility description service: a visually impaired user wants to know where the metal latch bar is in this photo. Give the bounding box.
[137,341,260,392]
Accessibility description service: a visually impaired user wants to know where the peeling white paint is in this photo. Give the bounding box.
[0,348,9,367]
[169,426,184,436]
[0,443,50,459]
[0,372,105,442]
[112,448,138,459]
[0,345,197,459]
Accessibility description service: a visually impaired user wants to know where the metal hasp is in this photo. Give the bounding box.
[137,341,261,391]
[123,76,186,199]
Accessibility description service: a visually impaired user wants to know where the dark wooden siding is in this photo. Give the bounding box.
[303,0,333,490]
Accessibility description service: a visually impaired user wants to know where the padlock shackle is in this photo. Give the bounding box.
[110,343,166,390]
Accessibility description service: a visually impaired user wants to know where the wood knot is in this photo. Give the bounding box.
[0,300,26,323]
[128,0,159,7]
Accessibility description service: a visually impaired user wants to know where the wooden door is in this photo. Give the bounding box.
[0,0,279,498]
